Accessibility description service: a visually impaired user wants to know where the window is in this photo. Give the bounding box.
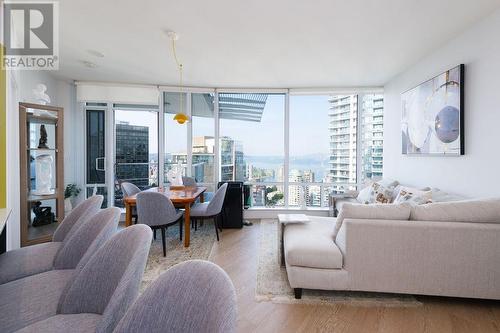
[114,106,158,207]
[219,93,285,207]
[191,93,216,198]
[164,92,188,182]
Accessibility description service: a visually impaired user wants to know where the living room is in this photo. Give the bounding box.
[1,0,499,332]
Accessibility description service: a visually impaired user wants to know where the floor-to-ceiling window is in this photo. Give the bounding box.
[82,88,382,211]
[191,93,216,199]
[114,105,158,207]
[219,93,285,207]
[164,92,188,182]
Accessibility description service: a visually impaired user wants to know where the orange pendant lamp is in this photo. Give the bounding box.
[168,31,189,124]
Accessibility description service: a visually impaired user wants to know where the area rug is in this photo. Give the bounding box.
[141,223,216,292]
[256,219,422,307]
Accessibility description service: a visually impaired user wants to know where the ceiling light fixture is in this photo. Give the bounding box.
[81,60,98,68]
[167,31,189,124]
[87,49,105,58]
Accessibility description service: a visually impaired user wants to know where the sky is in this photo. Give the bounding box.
[114,94,331,157]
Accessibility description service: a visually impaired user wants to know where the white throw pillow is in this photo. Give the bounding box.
[394,186,432,205]
[430,188,466,202]
[410,198,500,223]
[356,182,394,204]
[333,202,412,239]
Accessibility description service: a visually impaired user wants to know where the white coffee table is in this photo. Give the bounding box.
[277,214,310,266]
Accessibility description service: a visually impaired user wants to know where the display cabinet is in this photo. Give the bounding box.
[19,103,64,246]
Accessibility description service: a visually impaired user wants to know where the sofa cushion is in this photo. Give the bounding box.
[0,269,74,332]
[0,242,61,285]
[357,182,395,204]
[334,202,412,239]
[410,198,500,223]
[284,217,342,269]
[429,188,466,202]
[15,314,101,333]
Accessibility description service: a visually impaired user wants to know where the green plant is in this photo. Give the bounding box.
[64,183,81,199]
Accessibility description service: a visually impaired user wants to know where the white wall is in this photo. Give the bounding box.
[383,9,500,198]
[6,71,78,250]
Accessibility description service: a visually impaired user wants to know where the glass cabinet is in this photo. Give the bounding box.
[19,103,64,246]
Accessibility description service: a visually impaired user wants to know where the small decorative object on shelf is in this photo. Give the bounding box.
[38,124,49,149]
[32,201,55,227]
[64,183,81,213]
[33,154,54,195]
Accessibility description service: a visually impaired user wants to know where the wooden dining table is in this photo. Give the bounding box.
[123,186,206,247]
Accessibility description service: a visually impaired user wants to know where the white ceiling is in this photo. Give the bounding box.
[55,0,500,88]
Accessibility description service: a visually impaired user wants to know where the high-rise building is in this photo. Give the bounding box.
[115,121,149,206]
[327,94,383,193]
[220,136,245,181]
[288,169,317,206]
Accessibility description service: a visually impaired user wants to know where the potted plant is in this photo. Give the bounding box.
[64,183,81,213]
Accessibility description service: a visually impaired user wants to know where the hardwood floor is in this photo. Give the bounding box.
[209,221,500,333]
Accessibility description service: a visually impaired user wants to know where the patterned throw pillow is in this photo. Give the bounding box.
[394,186,432,205]
[357,182,393,204]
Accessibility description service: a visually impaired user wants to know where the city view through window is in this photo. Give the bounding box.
[109,92,383,208]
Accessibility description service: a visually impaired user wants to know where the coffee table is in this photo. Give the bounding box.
[277,214,310,266]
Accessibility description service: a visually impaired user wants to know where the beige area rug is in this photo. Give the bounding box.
[256,219,422,307]
[141,223,216,292]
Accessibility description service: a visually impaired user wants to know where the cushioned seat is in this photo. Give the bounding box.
[189,202,210,216]
[0,270,74,333]
[284,217,343,269]
[15,314,101,333]
[334,197,359,213]
[0,242,61,285]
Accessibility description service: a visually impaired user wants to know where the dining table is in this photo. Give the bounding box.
[123,186,206,247]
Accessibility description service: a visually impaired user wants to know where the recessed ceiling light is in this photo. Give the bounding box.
[81,60,98,68]
[87,49,105,58]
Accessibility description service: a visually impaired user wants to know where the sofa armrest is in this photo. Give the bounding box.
[342,218,500,298]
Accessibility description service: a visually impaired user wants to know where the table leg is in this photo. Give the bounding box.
[200,193,204,203]
[184,203,191,247]
[125,202,132,227]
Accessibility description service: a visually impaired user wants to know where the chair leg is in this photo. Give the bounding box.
[294,288,303,299]
[214,217,219,241]
[153,229,156,240]
[161,228,166,257]
[179,219,183,241]
[194,219,198,231]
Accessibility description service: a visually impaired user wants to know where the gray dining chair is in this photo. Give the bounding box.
[136,191,184,257]
[182,176,197,187]
[0,195,103,285]
[121,182,141,223]
[9,225,153,333]
[113,260,237,333]
[190,183,228,241]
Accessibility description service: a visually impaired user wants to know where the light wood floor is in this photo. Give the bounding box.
[209,221,500,333]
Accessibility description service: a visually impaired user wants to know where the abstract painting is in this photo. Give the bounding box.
[401,64,464,155]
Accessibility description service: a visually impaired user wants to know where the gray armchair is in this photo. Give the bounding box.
[10,225,152,333]
[0,207,121,332]
[113,260,237,333]
[136,191,184,256]
[190,183,228,241]
[0,195,103,285]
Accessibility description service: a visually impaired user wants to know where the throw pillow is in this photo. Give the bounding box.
[394,186,432,205]
[333,202,412,239]
[356,182,394,204]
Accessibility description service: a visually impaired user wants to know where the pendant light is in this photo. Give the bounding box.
[167,31,189,124]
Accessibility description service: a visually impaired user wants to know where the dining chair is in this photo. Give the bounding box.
[182,176,196,187]
[190,183,228,241]
[136,191,184,256]
[113,260,237,333]
[121,182,141,224]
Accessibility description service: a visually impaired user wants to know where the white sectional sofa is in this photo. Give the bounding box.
[284,198,500,300]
